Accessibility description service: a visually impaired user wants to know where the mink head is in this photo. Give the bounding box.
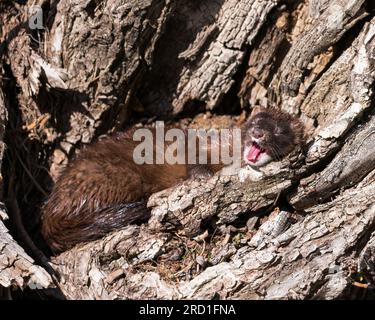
[242,107,304,167]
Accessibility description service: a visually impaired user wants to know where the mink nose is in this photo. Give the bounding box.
[252,128,264,139]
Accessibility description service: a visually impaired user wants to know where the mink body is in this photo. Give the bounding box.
[41,129,221,253]
[42,109,303,253]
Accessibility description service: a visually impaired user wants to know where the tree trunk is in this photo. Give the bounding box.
[1,0,375,299]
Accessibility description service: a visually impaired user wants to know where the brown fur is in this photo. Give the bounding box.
[41,129,221,253]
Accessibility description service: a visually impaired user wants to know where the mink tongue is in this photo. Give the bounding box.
[247,143,264,163]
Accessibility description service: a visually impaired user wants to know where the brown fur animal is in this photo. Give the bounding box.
[41,128,222,253]
[41,110,304,253]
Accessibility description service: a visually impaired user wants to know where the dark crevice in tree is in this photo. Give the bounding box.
[365,0,375,15]
[136,0,225,117]
[84,0,100,19]
[174,99,208,120]
[1,63,52,257]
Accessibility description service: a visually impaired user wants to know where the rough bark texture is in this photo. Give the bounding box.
[0,65,52,294]
[1,0,375,300]
[0,211,52,291]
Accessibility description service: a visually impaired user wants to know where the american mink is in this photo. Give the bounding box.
[41,108,303,253]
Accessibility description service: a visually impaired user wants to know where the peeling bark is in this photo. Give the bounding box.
[0,212,53,290]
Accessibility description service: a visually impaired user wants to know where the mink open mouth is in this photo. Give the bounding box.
[246,141,266,163]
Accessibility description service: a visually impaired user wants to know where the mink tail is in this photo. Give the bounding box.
[42,201,151,254]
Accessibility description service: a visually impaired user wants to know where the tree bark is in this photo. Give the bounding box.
[1,0,375,299]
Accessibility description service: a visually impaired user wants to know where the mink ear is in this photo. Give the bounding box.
[250,106,265,117]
